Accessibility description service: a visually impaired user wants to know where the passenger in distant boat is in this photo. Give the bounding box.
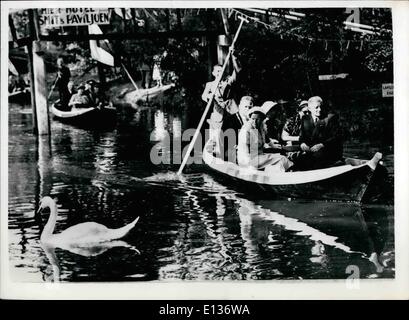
[68,85,91,109]
[237,107,293,172]
[288,96,344,171]
[84,80,98,106]
[9,75,26,93]
[152,54,163,87]
[202,49,242,158]
[59,81,77,111]
[93,82,109,109]
[15,75,27,91]
[8,75,17,93]
[67,81,76,98]
[281,100,309,145]
[55,57,71,108]
[139,54,151,89]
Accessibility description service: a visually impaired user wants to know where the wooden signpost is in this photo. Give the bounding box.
[32,41,50,135]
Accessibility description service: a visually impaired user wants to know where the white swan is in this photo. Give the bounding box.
[38,196,139,246]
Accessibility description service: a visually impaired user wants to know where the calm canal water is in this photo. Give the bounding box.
[8,97,394,282]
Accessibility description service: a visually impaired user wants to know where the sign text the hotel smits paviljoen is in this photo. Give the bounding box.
[38,8,110,27]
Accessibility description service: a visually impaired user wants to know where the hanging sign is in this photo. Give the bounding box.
[38,8,110,27]
[382,83,393,97]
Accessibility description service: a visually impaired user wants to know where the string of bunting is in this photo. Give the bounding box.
[229,8,392,44]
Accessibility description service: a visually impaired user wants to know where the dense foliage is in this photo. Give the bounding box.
[9,8,393,143]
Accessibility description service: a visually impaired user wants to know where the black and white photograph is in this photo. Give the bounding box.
[1,1,408,300]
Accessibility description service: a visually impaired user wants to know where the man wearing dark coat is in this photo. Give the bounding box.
[290,96,343,170]
[55,57,71,108]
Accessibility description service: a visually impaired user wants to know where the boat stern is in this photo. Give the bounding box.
[367,152,383,171]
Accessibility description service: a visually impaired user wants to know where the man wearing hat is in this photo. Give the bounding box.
[60,81,77,111]
[237,106,293,172]
[93,82,108,109]
[281,100,309,145]
[67,81,76,97]
[84,80,97,106]
[68,84,91,109]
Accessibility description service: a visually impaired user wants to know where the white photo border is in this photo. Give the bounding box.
[1,0,408,300]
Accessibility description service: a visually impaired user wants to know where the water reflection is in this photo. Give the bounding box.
[155,176,393,280]
[37,136,53,199]
[8,101,394,282]
[41,240,140,282]
[41,243,60,282]
[94,132,118,174]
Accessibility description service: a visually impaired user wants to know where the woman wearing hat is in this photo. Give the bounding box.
[261,100,285,147]
[237,107,293,172]
[68,84,91,109]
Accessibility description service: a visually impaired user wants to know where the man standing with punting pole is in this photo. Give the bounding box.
[201,49,242,159]
[178,16,248,175]
[54,57,71,108]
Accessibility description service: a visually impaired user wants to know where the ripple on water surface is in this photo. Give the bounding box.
[8,101,395,282]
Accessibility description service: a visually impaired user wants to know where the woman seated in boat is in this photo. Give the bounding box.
[84,80,97,105]
[68,85,91,109]
[9,75,27,93]
[237,107,293,173]
[261,101,285,151]
[93,82,111,109]
[8,75,16,93]
[281,100,309,146]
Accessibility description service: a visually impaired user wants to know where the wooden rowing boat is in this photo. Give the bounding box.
[122,83,175,103]
[51,101,116,128]
[9,87,30,103]
[202,140,388,202]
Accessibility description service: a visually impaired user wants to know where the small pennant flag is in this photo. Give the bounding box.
[88,24,114,67]
[114,8,133,20]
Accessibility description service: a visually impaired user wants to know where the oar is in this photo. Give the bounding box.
[121,62,140,94]
[101,41,140,94]
[97,34,140,94]
[88,26,140,95]
[177,16,248,175]
[47,76,59,100]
